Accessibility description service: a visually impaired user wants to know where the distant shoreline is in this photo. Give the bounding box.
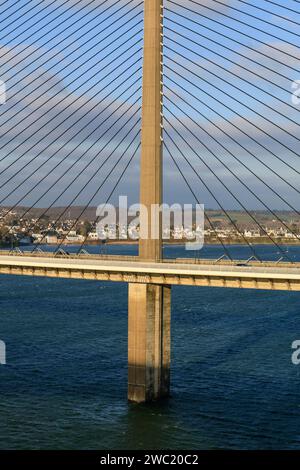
[30,237,300,247]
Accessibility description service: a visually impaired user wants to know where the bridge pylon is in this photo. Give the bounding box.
[128,0,171,403]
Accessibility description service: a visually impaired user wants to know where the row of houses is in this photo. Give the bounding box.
[32,230,86,244]
[243,228,299,239]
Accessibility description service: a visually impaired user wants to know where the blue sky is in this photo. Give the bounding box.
[0,0,299,213]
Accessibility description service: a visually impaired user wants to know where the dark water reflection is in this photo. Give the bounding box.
[0,245,299,449]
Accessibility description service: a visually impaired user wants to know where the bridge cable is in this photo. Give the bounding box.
[163,122,292,262]
[163,142,234,261]
[208,0,300,37]
[37,121,141,252]
[0,0,107,61]
[0,70,142,211]
[1,99,142,247]
[264,0,300,15]
[0,0,22,10]
[166,1,299,70]
[163,128,262,260]
[0,31,143,174]
[0,62,141,202]
[164,25,297,106]
[186,0,300,49]
[76,141,141,253]
[164,81,300,198]
[0,5,142,134]
[165,7,299,77]
[0,0,84,46]
[165,15,295,84]
[164,101,300,243]
[234,0,300,26]
[164,63,300,179]
[30,107,142,251]
[165,43,300,144]
[0,95,142,245]
[164,56,300,169]
[0,0,139,89]
[0,53,141,207]
[0,0,39,30]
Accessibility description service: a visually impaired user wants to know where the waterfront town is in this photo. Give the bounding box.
[0,206,299,246]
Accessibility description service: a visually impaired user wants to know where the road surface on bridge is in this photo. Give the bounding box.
[0,254,299,290]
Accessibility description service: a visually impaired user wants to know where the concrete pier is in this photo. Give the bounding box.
[128,0,171,403]
[128,283,171,402]
[126,0,167,403]
[139,0,163,262]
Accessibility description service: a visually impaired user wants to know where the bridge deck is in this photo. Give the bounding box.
[0,253,299,290]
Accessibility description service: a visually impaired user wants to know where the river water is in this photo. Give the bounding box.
[0,244,300,449]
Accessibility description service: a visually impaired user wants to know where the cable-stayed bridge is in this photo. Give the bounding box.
[0,0,300,401]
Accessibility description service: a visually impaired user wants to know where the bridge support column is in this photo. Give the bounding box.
[128,283,171,403]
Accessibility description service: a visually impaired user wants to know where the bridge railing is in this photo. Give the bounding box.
[0,249,298,269]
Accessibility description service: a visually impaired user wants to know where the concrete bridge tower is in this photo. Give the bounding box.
[128,0,171,403]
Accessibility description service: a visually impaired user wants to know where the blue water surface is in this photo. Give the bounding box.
[0,244,300,449]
